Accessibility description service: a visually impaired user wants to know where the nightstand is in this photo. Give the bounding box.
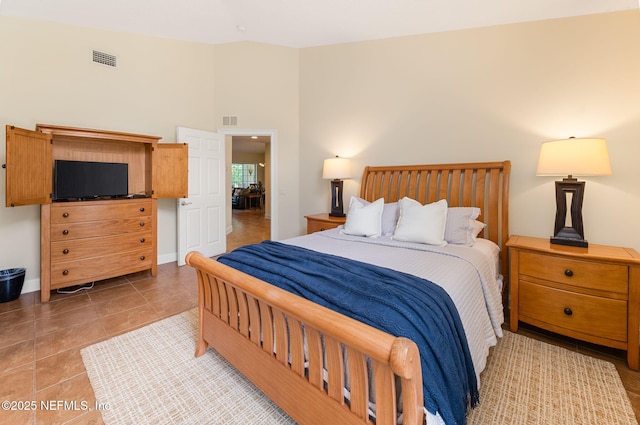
[304,213,346,234]
[507,235,640,370]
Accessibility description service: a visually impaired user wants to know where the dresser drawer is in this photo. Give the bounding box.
[519,280,628,342]
[519,251,628,294]
[51,216,151,241]
[51,200,151,223]
[51,230,152,262]
[51,247,153,287]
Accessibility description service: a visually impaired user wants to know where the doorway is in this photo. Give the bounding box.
[219,128,278,250]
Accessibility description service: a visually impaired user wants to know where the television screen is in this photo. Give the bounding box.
[53,160,129,201]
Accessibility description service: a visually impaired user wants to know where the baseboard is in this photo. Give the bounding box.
[21,277,40,295]
[158,253,178,265]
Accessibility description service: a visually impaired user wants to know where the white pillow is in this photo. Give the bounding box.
[341,197,384,237]
[354,197,399,236]
[445,207,481,246]
[392,198,448,245]
[470,219,486,242]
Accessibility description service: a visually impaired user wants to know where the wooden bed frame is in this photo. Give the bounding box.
[186,160,511,425]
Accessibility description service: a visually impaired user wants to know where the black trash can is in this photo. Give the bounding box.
[0,268,26,303]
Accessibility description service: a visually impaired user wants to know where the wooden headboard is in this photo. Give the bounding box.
[360,161,511,279]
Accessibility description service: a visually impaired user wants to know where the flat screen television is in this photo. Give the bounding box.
[53,160,129,201]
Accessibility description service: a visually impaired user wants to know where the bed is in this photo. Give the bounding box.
[186,160,511,425]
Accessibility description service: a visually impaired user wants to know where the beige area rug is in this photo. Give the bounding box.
[81,309,637,425]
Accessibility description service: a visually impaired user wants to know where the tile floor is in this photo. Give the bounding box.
[1,208,638,424]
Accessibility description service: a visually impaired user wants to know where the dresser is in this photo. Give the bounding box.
[304,213,346,234]
[43,199,154,295]
[507,235,640,370]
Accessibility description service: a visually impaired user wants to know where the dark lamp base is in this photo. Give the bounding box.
[550,179,588,249]
[329,179,345,218]
[550,226,588,248]
[550,236,588,248]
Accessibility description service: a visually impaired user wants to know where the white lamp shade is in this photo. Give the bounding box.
[536,138,612,177]
[322,157,352,180]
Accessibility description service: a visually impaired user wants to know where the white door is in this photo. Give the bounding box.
[176,127,226,266]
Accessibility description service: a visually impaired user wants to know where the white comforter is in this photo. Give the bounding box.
[284,228,504,424]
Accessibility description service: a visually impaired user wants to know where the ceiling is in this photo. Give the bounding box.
[0,0,637,48]
[232,136,268,154]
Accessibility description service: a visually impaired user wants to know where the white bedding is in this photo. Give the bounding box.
[284,227,504,424]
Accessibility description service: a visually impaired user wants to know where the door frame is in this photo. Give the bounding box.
[218,128,278,242]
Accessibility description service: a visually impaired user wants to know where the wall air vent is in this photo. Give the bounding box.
[223,116,238,126]
[92,50,117,68]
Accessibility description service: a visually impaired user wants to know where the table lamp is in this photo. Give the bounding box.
[322,156,352,217]
[536,137,612,248]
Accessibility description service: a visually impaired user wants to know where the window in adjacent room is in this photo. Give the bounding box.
[231,163,258,188]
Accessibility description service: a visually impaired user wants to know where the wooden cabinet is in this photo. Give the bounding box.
[4,124,188,302]
[305,213,346,234]
[507,235,640,370]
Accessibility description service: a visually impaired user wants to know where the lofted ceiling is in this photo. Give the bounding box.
[0,0,638,48]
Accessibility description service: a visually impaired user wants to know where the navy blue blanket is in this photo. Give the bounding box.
[218,241,478,425]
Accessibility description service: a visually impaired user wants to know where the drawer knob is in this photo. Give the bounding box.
[140,222,145,227]
[62,249,69,255]
[62,229,69,235]
[62,269,69,276]
[140,238,145,243]
[140,256,146,261]
[62,212,69,218]
[140,207,145,212]
[564,269,573,277]
[564,307,573,316]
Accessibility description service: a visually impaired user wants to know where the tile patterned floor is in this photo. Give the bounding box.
[1,208,638,424]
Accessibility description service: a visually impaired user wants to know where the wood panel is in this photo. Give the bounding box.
[5,125,52,206]
[154,143,188,198]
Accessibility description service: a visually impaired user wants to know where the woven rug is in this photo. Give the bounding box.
[81,309,637,425]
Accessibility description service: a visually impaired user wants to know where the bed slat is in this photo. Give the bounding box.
[346,346,369,420]
[246,294,262,345]
[325,335,346,403]
[289,318,306,376]
[273,308,289,365]
[306,327,324,389]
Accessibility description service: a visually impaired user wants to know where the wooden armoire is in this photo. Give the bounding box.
[5,124,188,302]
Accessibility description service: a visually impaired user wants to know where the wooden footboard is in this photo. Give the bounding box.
[186,251,424,425]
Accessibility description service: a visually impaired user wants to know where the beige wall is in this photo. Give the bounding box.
[299,11,640,251]
[0,16,219,290]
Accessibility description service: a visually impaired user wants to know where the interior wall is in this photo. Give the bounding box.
[0,16,217,290]
[299,10,640,251]
[212,41,300,240]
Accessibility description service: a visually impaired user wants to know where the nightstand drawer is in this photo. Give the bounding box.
[307,220,340,233]
[519,280,627,342]
[305,213,346,234]
[519,251,628,294]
